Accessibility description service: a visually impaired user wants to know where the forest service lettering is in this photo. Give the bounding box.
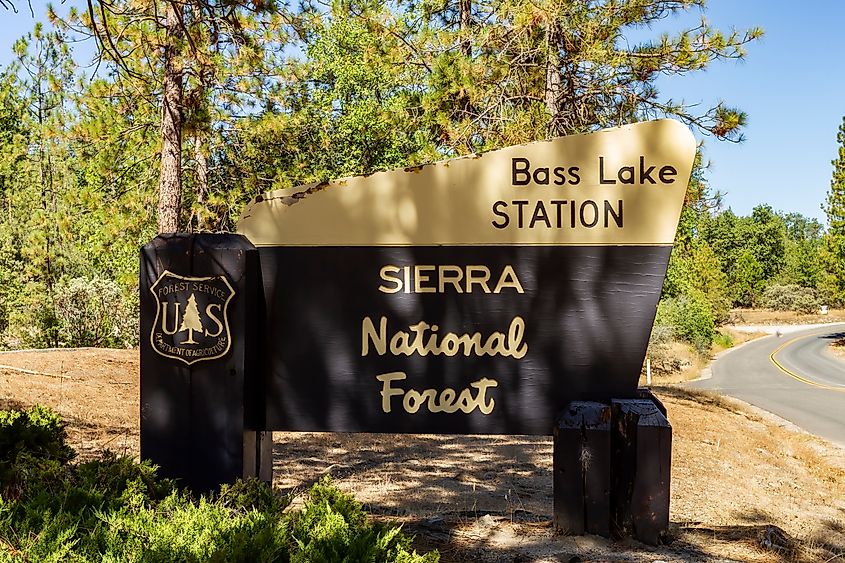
[156,281,229,300]
[154,334,228,358]
[367,263,529,416]
[377,372,498,415]
[362,316,528,358]
[379,264,524,294]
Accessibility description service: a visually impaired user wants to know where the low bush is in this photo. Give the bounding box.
[5,277,138,350]
[761,284,821,314]
[712,329,735,350]
[52,276,138,348]
[0,405,438,562]
[655,289,715,354]
[0,405,75,497]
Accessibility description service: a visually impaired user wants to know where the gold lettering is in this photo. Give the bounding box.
[204,304,224,337]
[380,264,522,294]
[466,265,491,293]
[363,316,528,358]
[440,333,459,356]
[457,388,475,413]
[430,388,456,413]
[405,321,431,356]
[376,373,498,415]
[403,389,424,413]
[390,330,411,354]
[457,333,483,356]
[471,378,498,414]
[438,265,464,293]
[414,265,436,293]
[160,302,181,335]
[508,316,528,359]
[376,372,406,413]
[378,265,402,294]
[493,265,525,294]
[484,332,505,354]
[362,316,387,356]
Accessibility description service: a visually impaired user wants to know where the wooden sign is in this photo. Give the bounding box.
[237,119,695,435]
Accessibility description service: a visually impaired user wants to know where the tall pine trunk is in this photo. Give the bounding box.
[460,0,471,58]
[193,133,208,231]
[545,18,563,137]
[158,0,184,233]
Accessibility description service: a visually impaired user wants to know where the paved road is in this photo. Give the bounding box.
[690,324,845,447]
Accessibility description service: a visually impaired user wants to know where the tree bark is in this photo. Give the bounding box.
[193,134,208,231]
[158,0,184,233]
[545,18,564,137]
[460,0,471,58]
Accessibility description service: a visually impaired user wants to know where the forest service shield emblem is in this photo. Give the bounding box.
[149,271,235,365]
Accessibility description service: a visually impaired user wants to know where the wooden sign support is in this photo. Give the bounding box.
[553,391,671,544]
[140,234,271,492]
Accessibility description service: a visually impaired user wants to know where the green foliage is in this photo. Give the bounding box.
[0,1,763,341]
[664,242,730,323]
[824,116,845,304]
[712,329,734,349]
[0,406,438,563]
[0,404,74,494]
[289,477,438,563]
[6,277,137,349]
[779,213,824,289]
[218,477,291,514]
[761,284,822,314]
[655,289,715,354]
[731,248,765,307]
[51,276,137,348]
[698,205,791,307]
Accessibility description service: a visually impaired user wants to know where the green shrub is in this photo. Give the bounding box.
[52,276,138,348]
[712,329,734,349]
[7,277,138,350]
[218,476,290,513]
[655,289,715,354]
[761,284,821,314]
[0,404,75,497]
[644,323,678,375]
[289,477,438,563]
[0,406,438,563]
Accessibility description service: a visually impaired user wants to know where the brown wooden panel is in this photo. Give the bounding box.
[260,245,670,435]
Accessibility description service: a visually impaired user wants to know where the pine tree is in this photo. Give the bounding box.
[179,293,203,345]
[823,116,845,303]
[400,0,763,154]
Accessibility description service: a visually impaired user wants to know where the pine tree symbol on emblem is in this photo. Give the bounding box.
[179,293,204,345]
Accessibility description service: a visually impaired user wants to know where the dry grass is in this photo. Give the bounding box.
[730,308,845,326]
[640,328,768,387]
[1,349,845,561]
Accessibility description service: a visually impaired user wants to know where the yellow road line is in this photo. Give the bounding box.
[769,334,845,392]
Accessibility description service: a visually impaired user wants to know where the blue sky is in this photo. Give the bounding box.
[0,1,843,223]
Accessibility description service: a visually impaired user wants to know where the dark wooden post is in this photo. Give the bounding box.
[610,398,672,545]
[140,233,271,492]
[554,393,671,544]
[554,402,612,537]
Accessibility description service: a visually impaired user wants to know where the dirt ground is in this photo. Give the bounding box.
[2,348,845,562]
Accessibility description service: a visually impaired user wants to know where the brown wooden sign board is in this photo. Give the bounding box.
[236,119,696,435]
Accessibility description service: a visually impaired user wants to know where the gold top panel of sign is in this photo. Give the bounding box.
[236,119,696,246]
